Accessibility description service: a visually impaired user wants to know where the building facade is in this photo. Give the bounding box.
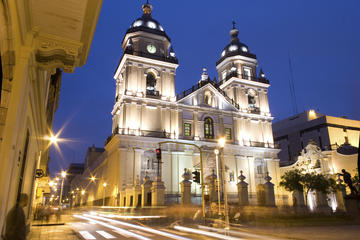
[85,2,282,207]
[273,110,360,166]
[0,0,102,231]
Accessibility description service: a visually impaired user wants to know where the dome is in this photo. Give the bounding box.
[217,26,256,65]
[126,2,170,41]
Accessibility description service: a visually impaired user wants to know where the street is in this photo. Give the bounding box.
[68,210,280,240]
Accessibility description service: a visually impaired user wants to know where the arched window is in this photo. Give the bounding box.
[204,91,212,106]
[146,72,156,94]
[248,89,256,108]
[204,117,214,139]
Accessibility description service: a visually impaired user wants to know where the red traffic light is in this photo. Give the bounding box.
[155,148,161,160]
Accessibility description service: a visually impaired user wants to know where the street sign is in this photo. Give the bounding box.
[35,169,44,178]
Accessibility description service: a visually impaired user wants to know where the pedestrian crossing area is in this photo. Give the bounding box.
[72,221,192,240]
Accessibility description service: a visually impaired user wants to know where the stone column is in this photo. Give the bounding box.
[125,183,133,207]
[315,191,330,213]
[180,168,192,205]
[132,176,142,207]
[151,176,165,206]
[263,172,276,207]
[141,172,153,207]
[237,170,249,206]
[119,182,126,207]
[292,190,305,208]
[205,170,217,203]
[335,183,346,212]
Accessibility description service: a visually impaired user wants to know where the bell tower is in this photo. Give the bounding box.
[216,23,271,116]
[112,2,179,136]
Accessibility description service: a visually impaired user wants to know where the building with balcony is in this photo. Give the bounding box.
[0,0,102,232]
[86,2,283,207]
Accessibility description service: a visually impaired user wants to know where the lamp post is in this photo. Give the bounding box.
[102,182,107,206]
[214,149,221,216]
[218,137,229,230]
[59,171,67,208]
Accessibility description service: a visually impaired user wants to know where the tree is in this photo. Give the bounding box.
[279,169,303,192]
[280,170,339,207]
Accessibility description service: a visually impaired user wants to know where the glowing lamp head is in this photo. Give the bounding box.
[214,149,219,155]
[49,181,54,187]
[55,177,59,181]
[81,190,85,195]
[61,171,67,178]
[90,176,96,182]
[103,182,107,187]
[218,137,226,148]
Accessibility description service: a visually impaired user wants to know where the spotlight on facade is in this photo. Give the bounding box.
[103,182,107,187]
[81,190,85,195]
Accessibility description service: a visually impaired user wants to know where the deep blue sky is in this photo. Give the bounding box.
[49,0,360,174]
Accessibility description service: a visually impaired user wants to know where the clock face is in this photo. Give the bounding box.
[147,44,156,54]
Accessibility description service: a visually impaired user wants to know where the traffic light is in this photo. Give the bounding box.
[192,170,200,184]
[155,148,161,160]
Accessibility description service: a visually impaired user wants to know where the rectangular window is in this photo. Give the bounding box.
[184,123,191,136]
[225,128,232,140]
[243,67,251,80]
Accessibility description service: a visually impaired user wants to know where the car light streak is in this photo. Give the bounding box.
[101,214,162,219]
[174,225,244,240]
[83,214,191,240]
[73,215,150,240]
[198,225,280,240]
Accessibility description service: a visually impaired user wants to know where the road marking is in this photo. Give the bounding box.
[174,225,244,240]
[74,215,150,240]
[85,214,191,240]
[79,231,96,239]
[198,225,280,240]
[159,228,189,236]
[96,230,116,239]
[130,230,154,237]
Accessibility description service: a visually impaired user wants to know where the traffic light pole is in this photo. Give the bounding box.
[158,141,205,219]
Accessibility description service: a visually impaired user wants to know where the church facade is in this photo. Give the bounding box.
[85,2,284,206]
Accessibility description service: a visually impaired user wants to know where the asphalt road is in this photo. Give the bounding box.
[70,211,282,240]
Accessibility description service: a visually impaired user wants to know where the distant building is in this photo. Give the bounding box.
[63,163,85,202]
[273,110,360,166]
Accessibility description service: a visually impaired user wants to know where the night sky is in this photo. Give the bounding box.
[49,0,360,174]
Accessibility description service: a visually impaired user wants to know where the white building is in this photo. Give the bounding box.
[87,2,283,206]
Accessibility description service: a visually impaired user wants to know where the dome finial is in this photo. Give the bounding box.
[232,20,236,30]
[142,1,152,16]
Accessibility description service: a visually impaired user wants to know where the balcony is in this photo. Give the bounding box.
[219,73,269,85]
[146,89,160,99]
[242,140,280,149]
[124,49,178,64]
[249,107,261,114]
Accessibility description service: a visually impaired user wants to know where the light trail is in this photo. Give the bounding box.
[74,215,150,240]
[198,225,281,240]
[174,225,244,240]
[83,214,192,240]
[102,214,163,219]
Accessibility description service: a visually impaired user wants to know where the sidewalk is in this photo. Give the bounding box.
[27,214,80,240]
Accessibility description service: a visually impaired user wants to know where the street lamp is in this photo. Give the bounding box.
[217,137,229,230]
[90,176,96,182]
[214,149,221,216]
[103,182,107,206]
[59,171,67,208]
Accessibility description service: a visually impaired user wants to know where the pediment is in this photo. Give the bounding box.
[177,82,239,111]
